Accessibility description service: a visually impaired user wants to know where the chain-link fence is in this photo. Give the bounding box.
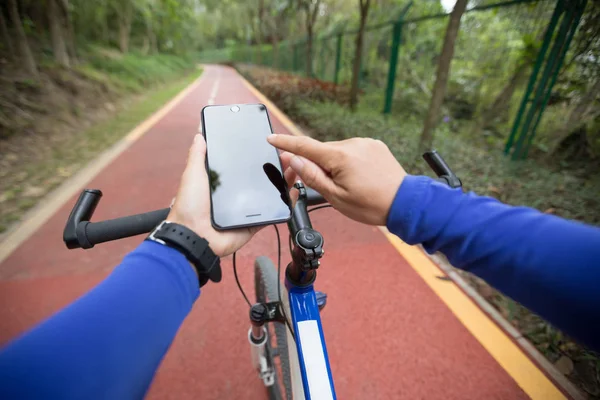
[201,0,594,159]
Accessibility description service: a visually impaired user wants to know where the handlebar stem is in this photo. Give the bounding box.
[286,182,325,286]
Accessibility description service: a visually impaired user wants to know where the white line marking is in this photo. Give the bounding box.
[202,68,220,129]
[207,70,220,104]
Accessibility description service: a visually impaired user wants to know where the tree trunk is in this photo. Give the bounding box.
[58,0,77,62]
[350,0,370,111]
[471,63,529,136]
[101,0,109,44]
[256,0,264,64]
[142,14,155,55]
[141,36,149,55]
[305,20,313,76]
[419,0,468,151]
[7,0,38,78]
[150,30,158,54]
[118,3,133,54]
[48,0,70,67]
[271,34,279,68]
[0,8,14,58]
[148,18,157,54]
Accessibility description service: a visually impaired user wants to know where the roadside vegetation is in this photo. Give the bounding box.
[0,0,205,234]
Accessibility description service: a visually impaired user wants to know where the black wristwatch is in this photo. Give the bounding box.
[146,221,221,287]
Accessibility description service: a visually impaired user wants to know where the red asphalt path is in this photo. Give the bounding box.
[0,65,529,399]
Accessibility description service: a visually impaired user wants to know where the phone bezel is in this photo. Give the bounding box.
[200,103,292,231]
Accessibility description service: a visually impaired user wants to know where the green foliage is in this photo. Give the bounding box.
[298,99,599,225]
[71,0,205,54]
[80,47,196,91]
[208,0,600,164]
[240,65,600,225]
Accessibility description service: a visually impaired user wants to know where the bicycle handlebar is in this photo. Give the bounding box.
[422,150,462,189]
[63,150,458,250]
[63,186,327,250]
[84,208,170,247]
[305,187,325,206]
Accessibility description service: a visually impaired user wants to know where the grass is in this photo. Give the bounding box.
[80,48,197,93]
[293,100,600,225]
[0,67,202,235]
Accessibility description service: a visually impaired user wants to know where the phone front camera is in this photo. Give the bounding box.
[230,106,240,113]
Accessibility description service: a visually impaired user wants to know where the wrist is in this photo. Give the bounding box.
[386,175,431,242]
[379,175,406,225]
[167,210,199,236]
[147,221,221,287]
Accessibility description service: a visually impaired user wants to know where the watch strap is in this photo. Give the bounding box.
[148,222,221,287]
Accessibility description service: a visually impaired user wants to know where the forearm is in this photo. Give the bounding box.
[0,241,199,399]
[387,175,600,350]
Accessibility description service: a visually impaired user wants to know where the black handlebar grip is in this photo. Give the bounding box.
[64,189,103,249]
[83,208,170,248]
[423,150,453,178]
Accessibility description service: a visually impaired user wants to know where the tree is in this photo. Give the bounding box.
[7,0,38,78]
[140,0,158,55]
[255,0,265,62]
[48,0,70,67]
[264,0,292,68]
[349,0,370,111]
[115,0,134,53]
[298,0,322,76]
[419,0,468,151]
[58,0,78,62]
[0,6,14,58]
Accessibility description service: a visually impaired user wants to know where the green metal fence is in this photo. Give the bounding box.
[202,0,586,159]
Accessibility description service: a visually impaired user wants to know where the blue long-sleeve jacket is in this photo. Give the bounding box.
[1,175,599,398]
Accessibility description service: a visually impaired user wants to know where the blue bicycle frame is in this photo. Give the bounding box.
[286,280,336,399]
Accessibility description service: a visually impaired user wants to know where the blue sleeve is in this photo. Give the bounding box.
[387,175,600,351]
[0,241,199,399]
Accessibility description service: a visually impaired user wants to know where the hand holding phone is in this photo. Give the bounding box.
[167,135,263,257]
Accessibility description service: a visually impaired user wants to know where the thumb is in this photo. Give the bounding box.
[180,134,208,188]
[188,134,207,166]
[290,156,335,197]
[186,134,207,171]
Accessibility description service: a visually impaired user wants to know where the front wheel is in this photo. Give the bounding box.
[254,256,292,400]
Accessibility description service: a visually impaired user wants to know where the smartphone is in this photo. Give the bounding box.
[201,104,291,230]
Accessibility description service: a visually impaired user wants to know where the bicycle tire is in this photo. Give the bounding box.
[254,256,293,400]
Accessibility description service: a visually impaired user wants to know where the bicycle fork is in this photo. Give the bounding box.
[248,325,275,387]
[248,302,283,387]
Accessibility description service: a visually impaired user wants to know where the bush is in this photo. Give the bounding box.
[238,64,352,114]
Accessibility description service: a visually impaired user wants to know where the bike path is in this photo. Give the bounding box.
[0,65,563,399]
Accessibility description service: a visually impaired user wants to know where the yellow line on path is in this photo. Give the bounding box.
[381,232,566,399]
[237,67,566,400]
[0,70,206,265]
